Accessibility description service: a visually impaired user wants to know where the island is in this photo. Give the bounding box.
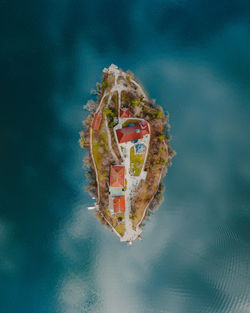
[79,64,175,244]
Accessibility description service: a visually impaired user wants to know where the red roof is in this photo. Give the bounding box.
[120,108,130,118]
[116,121,149,143]
[110,166,125,187]
[113,196,125,213]
[92,113,102,131]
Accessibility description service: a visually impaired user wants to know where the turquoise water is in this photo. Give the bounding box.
[1,1,249,312]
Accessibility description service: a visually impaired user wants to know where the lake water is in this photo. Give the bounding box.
[1,1,249,313]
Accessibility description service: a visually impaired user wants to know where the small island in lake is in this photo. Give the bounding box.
[79,65,175,244]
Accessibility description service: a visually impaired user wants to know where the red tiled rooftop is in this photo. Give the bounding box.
[110,166,125,187]
[120,108,130,118]
[92,113,102,131]
[116,121,149,143]
[113,196,125,213]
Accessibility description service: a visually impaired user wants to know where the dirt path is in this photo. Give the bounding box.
[104,115,119,164]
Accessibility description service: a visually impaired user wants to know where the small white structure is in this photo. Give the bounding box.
[88,202,99,210]
[103,64,119,74]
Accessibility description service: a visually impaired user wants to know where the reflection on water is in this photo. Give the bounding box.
[0,0,249,313]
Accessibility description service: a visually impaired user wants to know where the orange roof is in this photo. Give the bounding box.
[110,166,125,187]
[92,113,102,131]
[113,196,125,213]
[120,108,130,118]
[116,121,149,143]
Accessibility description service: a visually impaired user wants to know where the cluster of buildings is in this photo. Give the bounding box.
[109,165,125,214]
[109,111,149,214]
[116,120,149,144]
[91,106,150,215]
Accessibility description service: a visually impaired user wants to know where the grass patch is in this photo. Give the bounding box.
[92,118,109,177]
[131,98,140,107]
[99,131,108,152]
[92,134,101,164]
[115,224,125,236]
[122,119,141,128]
[130,146,145,176]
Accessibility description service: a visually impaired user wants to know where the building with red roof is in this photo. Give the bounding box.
[92,113,102,131]
[110,166,125,188]
[120,108,130,118]
[113,196,125,213]
[116,121,149,144]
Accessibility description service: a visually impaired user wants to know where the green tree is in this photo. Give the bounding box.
[131,98,140,107]
[104,107,115,118]
[108,121,115,128]
[157,134,165,141]
[101,80,108,90]
[156,109,163,119]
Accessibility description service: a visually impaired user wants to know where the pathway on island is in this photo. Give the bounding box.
[103,66,140,241]
[104,115,119,164]
[106,65,154,241]
[90,64,161,242]
[108,66,147,241]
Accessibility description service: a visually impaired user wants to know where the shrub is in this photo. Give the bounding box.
[108,121,115,128]
[131,98,140,107]
[156,109,163,119]
[157,134,165,141]
[104,107,115,118]
[159,158,166,165]
[101,80,108,90]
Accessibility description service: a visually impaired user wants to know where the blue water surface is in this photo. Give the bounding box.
[0,1,249,313]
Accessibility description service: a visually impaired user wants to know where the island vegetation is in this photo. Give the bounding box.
[79,65,175,242]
